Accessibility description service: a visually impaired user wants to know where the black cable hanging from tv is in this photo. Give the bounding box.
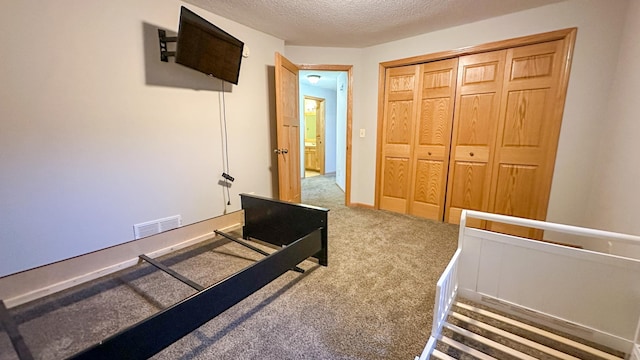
[220,78,233,206]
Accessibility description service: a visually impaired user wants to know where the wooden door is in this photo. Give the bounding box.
[378,65,420,213]
[275,52,301,202]
[408,58,458,220]
[487,40,569,238]
[445,50,507,226]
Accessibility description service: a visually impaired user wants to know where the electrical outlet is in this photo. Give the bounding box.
[359,128,366,138]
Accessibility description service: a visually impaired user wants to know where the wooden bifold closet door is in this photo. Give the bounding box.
[377,29,575,237]
[485,40,570,238]
[378,59,458,219]
[445,50,506,228]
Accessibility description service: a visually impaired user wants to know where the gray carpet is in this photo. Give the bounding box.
[0,174,459,359]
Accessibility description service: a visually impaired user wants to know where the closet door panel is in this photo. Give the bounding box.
[411,159,444,219]
[385,100,413,144]
[419,98,452,146]
[456,94,495,146]
[379,65,419,213]
[445,51,506,225]
[488,40,567,238]
[381,157,411,212]
[447,161,489,225]
[493,164,538,217]
[459,59,502,93]
[409,58,458,220]
[502,89,548,147]
[489,163,541,237]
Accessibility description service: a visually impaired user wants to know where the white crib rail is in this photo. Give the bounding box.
[458,210,640,353]
[432,248,461,336]
[632,316,640,360]
[416,248,461,360]
[461,210,640,247]
[633,344,640,360]
[415,337,437,360]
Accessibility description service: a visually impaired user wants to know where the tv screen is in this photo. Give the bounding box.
[175,6,244,85]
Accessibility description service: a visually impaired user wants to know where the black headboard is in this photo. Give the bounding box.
[240,193,328,266]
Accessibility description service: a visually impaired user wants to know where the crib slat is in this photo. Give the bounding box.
[455,301,623,360]
[450,311,581,360]
[445,322,538,360]
[431,348,457,360]
[440,333,498,360]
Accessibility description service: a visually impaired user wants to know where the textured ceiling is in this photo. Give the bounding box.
[184,0,565,48]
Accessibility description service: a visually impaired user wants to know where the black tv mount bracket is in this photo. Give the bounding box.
[158,29,177,62]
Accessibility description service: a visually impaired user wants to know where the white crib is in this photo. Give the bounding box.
[417,210,640,360]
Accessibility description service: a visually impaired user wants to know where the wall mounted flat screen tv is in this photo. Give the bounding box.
[175,6,244,85]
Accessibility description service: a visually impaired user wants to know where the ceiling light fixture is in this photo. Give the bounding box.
[307,74,321,84]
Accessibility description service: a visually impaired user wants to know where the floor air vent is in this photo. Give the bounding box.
[133,215,182,239]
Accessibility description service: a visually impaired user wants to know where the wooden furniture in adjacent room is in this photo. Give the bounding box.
[305,144,319,171]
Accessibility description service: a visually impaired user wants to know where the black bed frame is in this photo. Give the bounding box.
[0,194,328,360]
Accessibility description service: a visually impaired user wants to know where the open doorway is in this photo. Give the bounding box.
[298,69,349,207]
[303,96,325,178]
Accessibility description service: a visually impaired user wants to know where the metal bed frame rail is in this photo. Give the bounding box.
[1,194,329,360]
[69,229,323,359]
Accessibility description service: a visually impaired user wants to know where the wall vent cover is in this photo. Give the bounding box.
[133,215,182,239]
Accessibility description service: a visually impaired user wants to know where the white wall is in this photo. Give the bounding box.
[0,0,284,276]
[288,0,632,230]
[586,0,640,236]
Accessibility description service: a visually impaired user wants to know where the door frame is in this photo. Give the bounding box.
[303,96,326,174]
[299,64,354,206]
[374,27,577,210]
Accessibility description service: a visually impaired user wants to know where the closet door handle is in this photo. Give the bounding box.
[469,152,474,157]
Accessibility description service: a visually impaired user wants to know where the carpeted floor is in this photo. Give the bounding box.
[0,174,459,359]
